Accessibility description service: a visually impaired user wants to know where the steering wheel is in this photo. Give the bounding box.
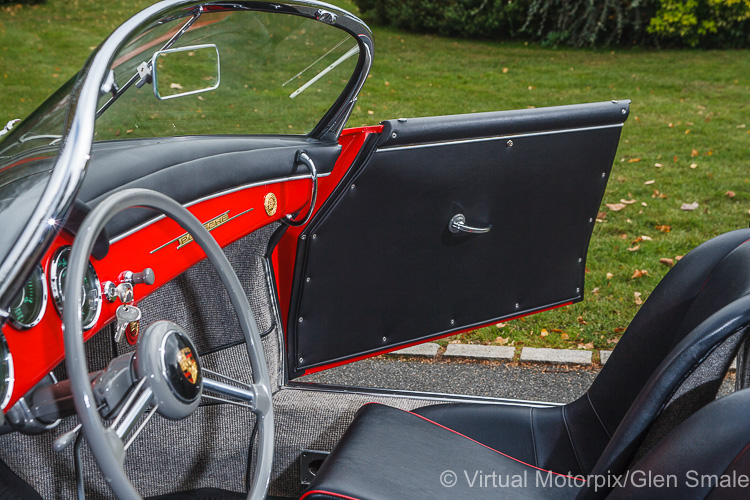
[62,188,274,500]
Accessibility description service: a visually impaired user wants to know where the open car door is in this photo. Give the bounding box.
[283,100,629,378]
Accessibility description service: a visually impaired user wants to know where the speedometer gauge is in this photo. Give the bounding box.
[8,264,47,330]
[49,246,102,331]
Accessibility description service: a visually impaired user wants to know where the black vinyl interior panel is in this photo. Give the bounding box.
[289,101,628,374]
[79,135,341,238]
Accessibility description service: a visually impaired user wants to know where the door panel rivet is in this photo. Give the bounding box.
[298,317,304,323]
[299,357,304,364]
[576,288,581,293]
[391,132,397,138]
[602,172,606,178]
[589,218,593,223]
[450,319,455,325]
[301,234,307,240]
[506,140,513,147]
[382,336,387,342]
[578,258,582,263]
[621,108,627,114]
[515,303,520,309]
[350,184,355,190]
[306,277,311,283]
[312,234,317,239]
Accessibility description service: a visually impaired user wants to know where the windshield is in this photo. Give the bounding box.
[0,3,362,304]
[95,8,359,139]
[0,78,75,273]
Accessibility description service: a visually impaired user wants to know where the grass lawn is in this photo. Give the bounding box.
[2,0,749,351]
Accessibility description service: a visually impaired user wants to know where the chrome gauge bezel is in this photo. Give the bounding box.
[0,334,14,410]
[49,246,102,331]
[8,264,48,330]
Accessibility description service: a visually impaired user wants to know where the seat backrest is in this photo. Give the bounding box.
[572,229,750,497]
[606,388,750,500]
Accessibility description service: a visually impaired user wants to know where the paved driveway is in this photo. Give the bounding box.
[301,357,735,404]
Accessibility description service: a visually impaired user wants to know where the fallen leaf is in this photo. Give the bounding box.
[495,322,507,328]
[681,202,700,211]
[577,316,587,325]
[608,337,620,344]
[691,149,699,157]
[449,339,461,344]
[634,292,643,305]
[597,211,608,219]
[620,199,637,204]
[632,236,643,244]
[592,287,600,294]
[675,255,684,261]
[660,257,674,266]
[690,163,698,169]
[628,158,641,163]
[502,67,509,74]
[641,235,653,241]
[169,82,183,90]
[495,336,508,345]
[668,122,674,128]
[642,202,648,207]
[561,333,569,340]
[367,110,374,115]
[631,269,648,278]
[606,272,614,279]
[685,129,691,135]
[620,233,628,240]
[627,245,641,252]
[540,329,549,337]
[584,342,594,349]
[607,203,627,211]
[655,224,671,233]
[654,163,663,168]
[645,179,655,185]
[613,327,625,333]
[551,328,563,333]
[726,191,736,198]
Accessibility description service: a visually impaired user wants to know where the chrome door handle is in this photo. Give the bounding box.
[449,214,491,234]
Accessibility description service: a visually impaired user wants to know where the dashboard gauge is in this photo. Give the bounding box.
[8,264,47,330]
[49,246,102,331]
[0,334,14,410]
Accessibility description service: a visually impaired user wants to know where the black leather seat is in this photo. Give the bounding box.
[305,228,750,499]
[304,389,750,499]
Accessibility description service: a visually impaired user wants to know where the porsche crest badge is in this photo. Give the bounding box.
[177,347,199,384]
[264,192,278,216]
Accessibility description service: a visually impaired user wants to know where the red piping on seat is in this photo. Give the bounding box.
[406,408,586,483]
[300,489,361,500]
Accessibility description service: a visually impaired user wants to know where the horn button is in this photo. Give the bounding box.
[134,321,202,420]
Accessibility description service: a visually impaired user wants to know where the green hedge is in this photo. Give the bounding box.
[353,0,531,39]
[647,0,750,47]
[353,0,750,47]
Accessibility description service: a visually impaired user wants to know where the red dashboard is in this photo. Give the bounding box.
[1,126,383,410]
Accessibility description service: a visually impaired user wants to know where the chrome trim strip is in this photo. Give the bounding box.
[263,255,288,391]
[285,381,562,407]
[109,171,331,244]
[379,123,624,152]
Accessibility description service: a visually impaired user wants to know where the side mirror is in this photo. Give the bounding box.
[151,44,220,100]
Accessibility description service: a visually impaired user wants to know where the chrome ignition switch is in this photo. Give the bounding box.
[103,268,155,303]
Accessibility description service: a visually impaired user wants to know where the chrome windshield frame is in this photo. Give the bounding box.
[0,0,373,311]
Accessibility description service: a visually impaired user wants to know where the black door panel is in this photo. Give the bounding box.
[288,101,629,376]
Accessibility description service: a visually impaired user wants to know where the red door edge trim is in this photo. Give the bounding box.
[301,301,573,376]
[340,125,383,136]
[299,490,362,500]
